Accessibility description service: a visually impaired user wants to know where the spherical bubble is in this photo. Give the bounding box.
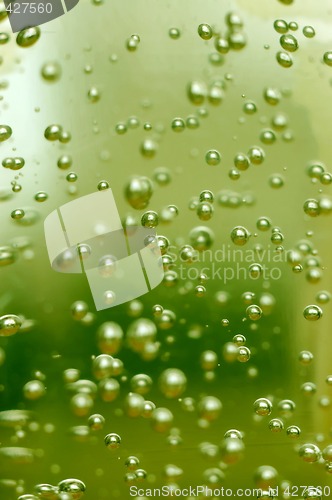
[127,318,157,352]
[303,305,323,321]
[159,368,187,398]
[34,484,58,499]
[41,61,61,82]
[71,393,94,417]
[286,425,301,438]
[23,380,46,400]
[168,27,180,39]
[198,23,213,40]
[71,301,88,321]
[171,117,185,132]
[301,382,317,395]
[141,210,159,228]
[303,199,320,217]
[274,19,288,34]
[249,263,262,279]
[246,305,262,321]
[153,167,171,186]
[99,378,120,402]
[205,149,221,166]
[233,334,246,346]
[3,156,25,170]
[187,80,206,105]
[228,31,247,50]
[186,115,200,129]
[256,217,271,231]
[124,392,145,417]
[189,226,215,251]
[248,146,265,165]
[155,309,176,329]
[0,314,22,336]
[104,433,121,449]
[323,52,332,66]
[276,51,293,68]
[140,138,158,158]
[97,322,123,355]
[264,87,281,105]
[130,374,152,395]
[63,369,80,384]
[269,418,284,432]
[220,438,245,464]
[125,455,140,470]
[269,174,284,188]
[44,124,62,141]
[141,400,156,418]
[58,479,86,499]
[200,350,218,370]
[125,176,153,209]
[196,201,214,221]
[237,346,251,363]
[222,342,238,362]
[198,396,222,421]
[253,398,272,416]
[0,125,12,142]
[59,130,71,143]
[320,172,332,185]
[303,25,315,38]
[243,101,257,114]
[298,350,313,365]
[254,465,278,489]
[234,153,250,171]
[92,354,114,380]
[66,172,77,182]
[195,285,206,297]
[280,34,298,52]
[34,191,48,203]
[208,84,224,105]
[277,399,295,417]
[151,407,173,432]
[16,26,40,47]
[230,226,250,246]
[126,36,139,52]
[299,443,321,462]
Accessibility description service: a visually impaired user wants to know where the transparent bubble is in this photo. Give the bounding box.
[253,398,272,416]
[0,314,22,336]
[320,172,332,185]
[298,443,321,462]
[197,201,214,221]
[256,217,271,231]
[298,350,314,365]
[131,374,152,395]
[41,61,61,82]
[140,139,158,158]
[228,32,247,51]
[16,26,40,47]
[274,19,288,34]
[303,199,320,217]
[198,23,213,40]
[230,226,250,246]
[125,176,153,209]
[187,80,206,105]
[189,226,215,251]
[269,418,284,432]
[198,396,222,421]
[151,407,173,432]
[254,465,278,489]
[214,37,229,54]
[205,149,221,166]
[277,399,295,417]
[286,425,301,438]
[58,479,86,498]
[303,305,323,321]
[71,301,88,321]
[66,172,77,183]
[237,346,251,363]
[124,392,145,417]
[87,86,101,102]
[141,210,159,228]
[99,378,120,402]
[264,87,281,105]
[276,51,293,68]
[301,381,317,395]
[159,369,186,398]
[200,350,218,370]
[234,153,250,171]
[280,34,298,52]
[323,52,332,67]
[243,101,257,114]
[127,318,157,352]
[269,174,284,188]
[303,26,315,38]
[153,167,171,186]
[0,124,12,142]
[171,117,185,132]
[104,433,121,449]
[126,37,139,52]
[220,437,245,464]
[169,27,180,39]
[23,380,45,400]
[248,146,265,165]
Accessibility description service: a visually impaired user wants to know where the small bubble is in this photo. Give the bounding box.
[97,180,110,191]
[104,433,121,449]
[298,443,321,462]
[57,155,72,170]
[264,87,281,105]
[246,305,262,321]
[274,19,288,34]
[253,398,272,416]
[269,418,284,432]
[205,149,221,166]
[16,26,40,48]
[276,51,293,68]
[230,226,250,246]
[303,26,315,38]
[44,124,62,141]
[41,61,61,82]
[88,86,101,102]
[11,209,25,220]
[243,101,257,114]
[303,305,323,321]
[280,34,298,52]
[34,192,48,203]
[169,28,180,39]
[171,118,185,132]
[286,425,301,438]
[0,124,12,142]
[198,23,213,40]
